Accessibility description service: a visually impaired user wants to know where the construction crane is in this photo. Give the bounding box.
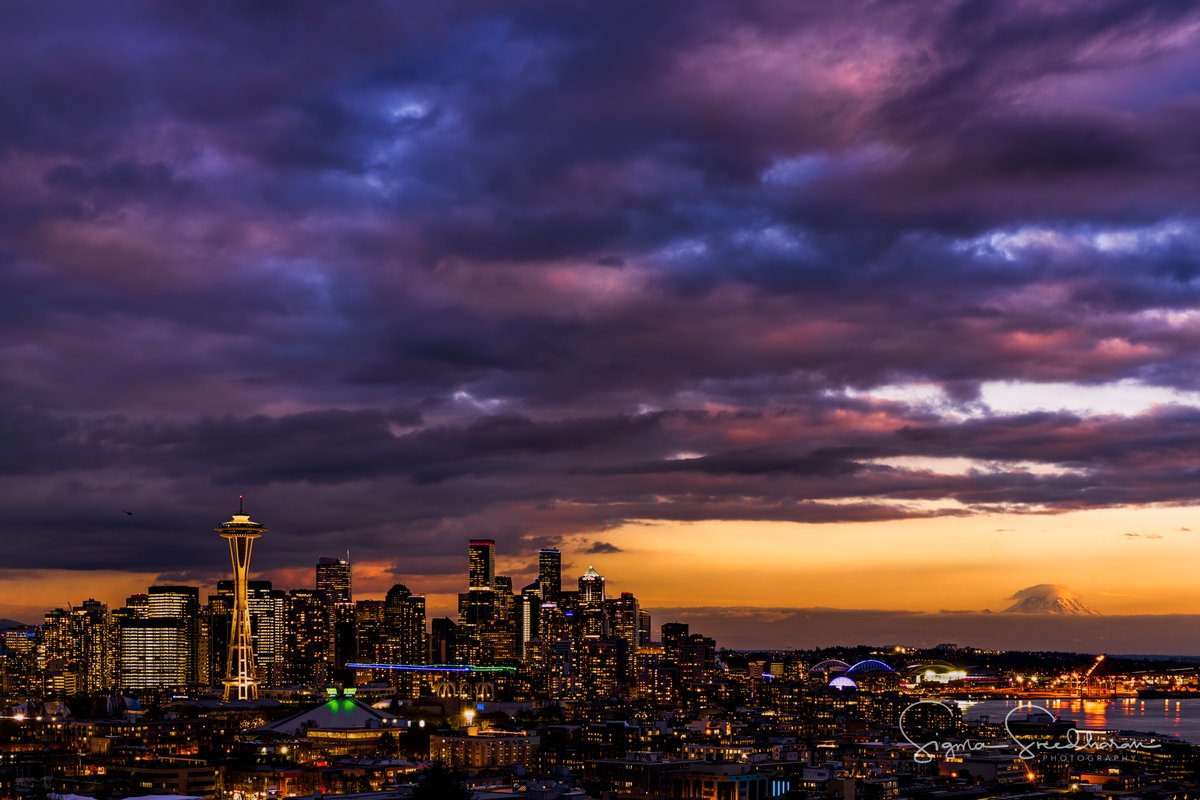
[1079,654,1106,699]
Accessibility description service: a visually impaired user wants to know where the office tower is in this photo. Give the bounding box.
[633,644,672,704]
[579,565,605,605]
[39,609,76,695]
[206,592,232,680]
[284,589,331,686]
[429,617,460,664]
[72,599,117,695]
[516,580,541,663]
[316,556,352,603]
[0,627,38,696]
[578,638,622,700]
[534,602,574,698]
[383,584,427,664]
[125,593,150,618]
[493,575,514,616]
[608,592,640,684]
[330,601,356,682]
[679,633,717,687]
[119,617,189,689]
[469,539,495,589]
[148,586,201,685]
[36,601,116,696]
[383,584,426,695]
[316,556,354,680]
[458,588,498,626]
[637,609,652,647]
[216,499,266,701]
[537,549,561,601]
[661,622,689,692]
[354,599,386,660]
[197,611,212,686]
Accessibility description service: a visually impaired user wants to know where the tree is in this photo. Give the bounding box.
[412,763,471,800]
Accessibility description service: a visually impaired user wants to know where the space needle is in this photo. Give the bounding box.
[216,497,266,701]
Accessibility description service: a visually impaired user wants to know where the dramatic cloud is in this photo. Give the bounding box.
[2,1,1200,617]
[583,541,623,555]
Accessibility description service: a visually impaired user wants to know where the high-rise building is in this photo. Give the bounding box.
[119,617,189,689]
[661,622,689,689]
[148,586,200,685]
[537,549,561,601]
[637,609,652,648]
[216,499,267,701]
[458,589,498,627]
[517,580,541,663]
[120,614,190,690]
[383,584,426,695]
[383,584,427,664]
[493,575,514,611]
[469,539,495,590]
[0,627,39,696]
[429,617,461,664]
[283,589,331,686]
[316,556,352,603]
[579,565,605,605]
[316,556,354,681]
[330,601,356,682]
[608,592,640,684]
[578,638,623,699]
[125,594,150,618]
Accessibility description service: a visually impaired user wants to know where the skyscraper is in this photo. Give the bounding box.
[517,580,541,663]
[538,549,561,601]
[283,588,331,685]
[469,539,496,589]
[148,586,200,685]
[119,618,189,689]
[316,556,354,682]
[316,556,352,603]
[384,584,426,696]
[216,498,266,701]
[579,565,605,605]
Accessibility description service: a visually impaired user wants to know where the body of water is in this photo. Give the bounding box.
[962,698,1200,743]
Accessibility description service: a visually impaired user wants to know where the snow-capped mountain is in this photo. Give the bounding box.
[1003,584,1101,615]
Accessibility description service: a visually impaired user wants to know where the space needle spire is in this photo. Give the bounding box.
[216,498,266,701]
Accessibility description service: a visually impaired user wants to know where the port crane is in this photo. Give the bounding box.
[1076,653,1105,699]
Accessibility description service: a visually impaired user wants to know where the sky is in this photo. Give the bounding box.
[4,1,1200,650]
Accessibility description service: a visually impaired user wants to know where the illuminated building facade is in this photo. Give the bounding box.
[538,548,561,601]
[579,565,605,604]
[468,539,495,590]
[284,588,331,686]
[147,585,201,685]
[383,584,426,694]
[0,627,39,695]
[119,617,189,689]
[316,556,352,602]
[516,580,541,662]
[216,500,266,701]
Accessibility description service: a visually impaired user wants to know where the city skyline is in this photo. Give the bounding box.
[8,501,1200,657]
[4,3,1200,652]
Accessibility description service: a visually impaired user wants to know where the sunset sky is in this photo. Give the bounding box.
[4,2,1200,649]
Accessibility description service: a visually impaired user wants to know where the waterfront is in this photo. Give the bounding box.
[963,698,1200,743]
